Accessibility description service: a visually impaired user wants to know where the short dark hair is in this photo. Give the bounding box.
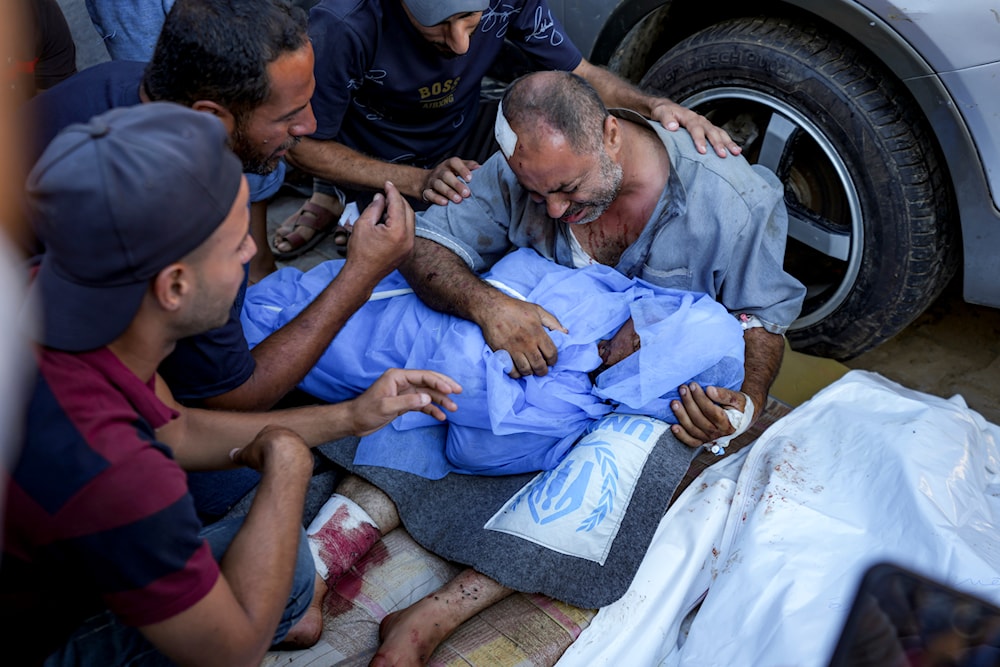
[502,71,608,154]
[143,0,309,118]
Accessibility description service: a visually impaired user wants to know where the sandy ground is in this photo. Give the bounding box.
[844,278,1000,425]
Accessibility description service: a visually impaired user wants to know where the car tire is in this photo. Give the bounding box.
[639,16,958,360]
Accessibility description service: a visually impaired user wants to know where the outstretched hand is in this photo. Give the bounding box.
[669,382,749,447]
[420,157,481,206]
[349,368,462,437]
[650,99,742,158]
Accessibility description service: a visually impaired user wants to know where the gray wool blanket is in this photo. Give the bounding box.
[318,414,699,610]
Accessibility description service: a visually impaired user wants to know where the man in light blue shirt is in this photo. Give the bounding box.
[375,69,806,665]
[85,0,175,61]
[405,70,805,447]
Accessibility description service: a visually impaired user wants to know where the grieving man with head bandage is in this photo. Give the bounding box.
[404,70,805,455]
[241,248,745,477]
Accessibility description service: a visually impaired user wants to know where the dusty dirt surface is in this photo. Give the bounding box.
[843,277,1000,426]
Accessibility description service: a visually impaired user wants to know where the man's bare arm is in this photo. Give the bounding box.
[139,427,313,667]
[670,328,784,446]
[201,184,414,411]
[157,367,461,471]
[288,137,424,197]
[288,138,479,204]
[739,327,785,414]
[399,236,496,319]
[401,238,566,377]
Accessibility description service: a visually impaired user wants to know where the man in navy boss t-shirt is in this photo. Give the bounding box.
[273,0,741,257]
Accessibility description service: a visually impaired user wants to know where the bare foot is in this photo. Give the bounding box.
[276,574,327,649]
[369,570,512,666]
[369,601,451,667]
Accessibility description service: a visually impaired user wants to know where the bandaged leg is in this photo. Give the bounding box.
[307,487,386,583]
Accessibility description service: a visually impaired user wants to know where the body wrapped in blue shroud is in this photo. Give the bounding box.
[241,249,744,477]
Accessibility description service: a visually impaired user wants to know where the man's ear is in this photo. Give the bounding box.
[151,262,191,313]
[603,115,622,157]
[191,100,236,135]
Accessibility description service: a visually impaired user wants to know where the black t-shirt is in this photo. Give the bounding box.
[31,0,78,91]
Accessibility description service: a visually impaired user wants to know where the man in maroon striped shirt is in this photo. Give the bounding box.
[2,103,459,666]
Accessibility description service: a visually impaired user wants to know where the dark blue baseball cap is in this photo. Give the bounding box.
[25,102,244,352]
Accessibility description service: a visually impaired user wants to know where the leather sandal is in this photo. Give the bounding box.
[272,199,347,260]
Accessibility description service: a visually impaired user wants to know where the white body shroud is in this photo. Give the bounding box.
[558,370,1000,667]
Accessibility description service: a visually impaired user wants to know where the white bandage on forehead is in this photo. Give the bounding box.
[494,100,518,159]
